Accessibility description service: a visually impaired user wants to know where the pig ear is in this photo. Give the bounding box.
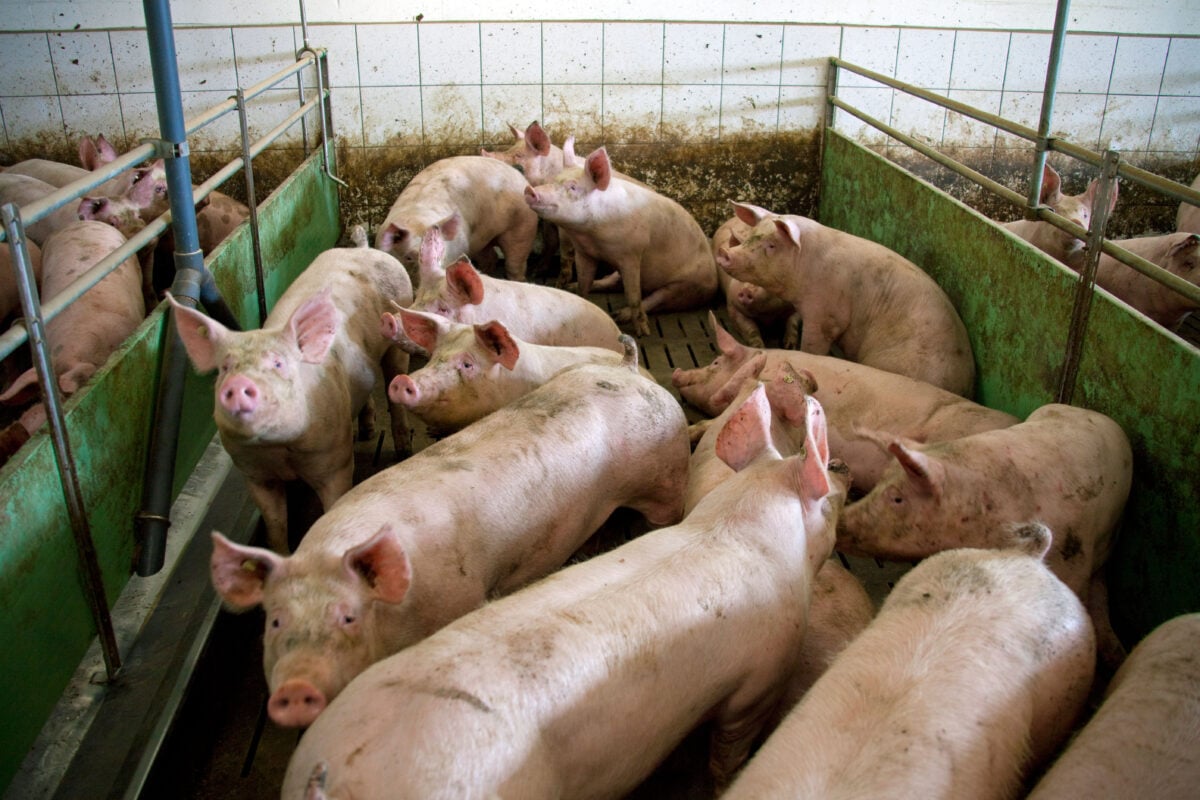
[78,133,116,169]
[1084,177,1119,215]
[445,257,485,306]
[1171,233,1200,259]
[764,362,817,429]
[888,441,943,499]
[731,201,772,226]
[709,310,743,356]
[475,320,520,370]
[715,385,773,472]
[167,291,230,373]
[344,526,412,604]
[210,531,284,610]
[289,288,340,364]
[784,395,834,503]
[1003,522,1053,560]
[1039,162,1062,204]
[585,148,612,191]
[526,122,551,155]
[562,136,578,167]
[419,223,446,277]
[711,352,768,411]
[508,122,523,140]
[397,307,448,352]
[0,368,39,406]
[773,217,804,247]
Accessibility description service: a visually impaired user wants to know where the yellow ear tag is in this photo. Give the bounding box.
[242,559,259,572]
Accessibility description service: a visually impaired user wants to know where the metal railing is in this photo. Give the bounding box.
[826,31,1200,405]
[0,29,335,681]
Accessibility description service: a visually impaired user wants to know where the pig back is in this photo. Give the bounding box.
[1026,612,1200,800]
[725,543,1095,800]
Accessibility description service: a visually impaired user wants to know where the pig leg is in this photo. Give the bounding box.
[554,228,576,289]
[381,344,412,458]
[497,213,537,282]
[247,479,290,553]
[798,312,834,356]
[611,257,651,337]
[1088,574,1128,674]
[592,271,622,291]
[708,705,774,791]
[575,249,599,296]
[781,311,802,349]
[725,301,766,348]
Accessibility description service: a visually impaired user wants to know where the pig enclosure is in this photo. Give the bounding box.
[2,4,1200,799]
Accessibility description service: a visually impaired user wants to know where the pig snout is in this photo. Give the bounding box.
[388,374,421,407]
[218,375,259,417]
[268,678,327,727]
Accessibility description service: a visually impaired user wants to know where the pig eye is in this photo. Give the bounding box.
[270,617,281,629]
[342,614,356,625]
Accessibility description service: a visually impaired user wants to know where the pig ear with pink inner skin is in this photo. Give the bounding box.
[445,257,486,306]
[525,121,551,156]
[1083,175,1120,215]
[166,291,232,373]
[289,287,340,365]
[474,320,520,370]
[715,384,774,473]
[344,526,412,604]
[772,217,805,247]
[584,147,613,191]
[887,441,944,499]
[396,307,451,353]
[730,200,774,227]
[562,137,579,168]
[210,531,286,610]
[1039,162,1063,205]
[764,362,818,431]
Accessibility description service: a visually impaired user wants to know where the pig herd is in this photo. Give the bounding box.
[0,134,250,462]
[2,123,1199,799]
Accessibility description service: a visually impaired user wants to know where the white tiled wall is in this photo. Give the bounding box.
[1,21,1197,162]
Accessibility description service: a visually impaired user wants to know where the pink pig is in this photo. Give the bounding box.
[2,134,131,196]
[1177,173,1200,234]
[724,526,1095,800]
[672,312,1017,492]
[1026,612,1200,800]
[211,355,690,728]
[837,403,1132,669]
[408,222,623,350]
[524,146,719,337]
[0,173,87,246]
[712,212,800,349]
[715,200,976,397]
[0,220,143,405]
[170,231,413,553]
[1067,231,1200,330]
[375,155,539,282]
[1004,161,1119,264]
[281,386,842,799]
[382,307,640,435]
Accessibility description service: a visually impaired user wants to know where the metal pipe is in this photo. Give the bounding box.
[135,0,225,577]
[235,88,269,325]
[1028,0,1072,212]
[1058,149,1120,404]
[2,204,122,680]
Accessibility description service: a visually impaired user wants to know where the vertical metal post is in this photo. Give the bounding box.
[824,57,839,133]
[235,88,268,325]
[2,205,121,679]
[135,0,236,577]
[1028,0,1071,208]
[1057,149,1120,404]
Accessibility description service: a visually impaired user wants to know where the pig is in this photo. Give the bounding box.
[1066,231,1200,330]
[407,222,623,350]
[210,355,691,728]
[712,212,800,349]
[1,237,42,327]
[375,155,539,282]
[281,384,843,799]
[723,525,1096,800]
[524,146,719,337]
[0,220,144,414]
[680,361,873,726]
[837,403,1132,669]
[715,200,976,397]
[1004,161,1119,264]
[0,403,46,467]
[1025,612,1200,800]
[672,312,1017,492]
[0,173,87,246]
[1177,173,1200,234]
[481,120,576,284]
[1,134,127,194]
[170,229,413,553]
[382,307,645,435]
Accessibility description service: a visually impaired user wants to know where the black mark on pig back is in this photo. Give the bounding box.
[431,686,492,713]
